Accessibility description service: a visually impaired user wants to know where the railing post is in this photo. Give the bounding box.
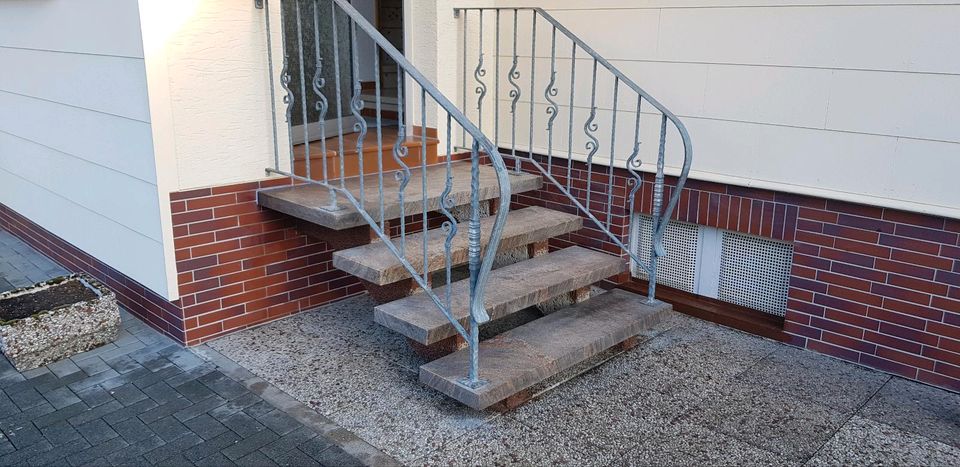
[648,114,669,303]
[466,140,485,388]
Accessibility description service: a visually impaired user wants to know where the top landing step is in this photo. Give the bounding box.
[257,161,541,230]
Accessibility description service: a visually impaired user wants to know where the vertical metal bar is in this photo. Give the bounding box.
[279,3,295,174]
[626,96,643,243]
[311,0,329,183]
[393,64,410,256]
[606,78,619,229]
[475,11,485,134]
[527,12,537,167]
[439,112,457,306]
[295,1,311,180]
[350,19,367,209]
[374,43,385,229]
[462,11,468,147]
[494,10,500,148]
[544,24,558,174]
[468,139,483,385]
[264,0,280,171]
[583,59,599,213]
[648,114,668,303]
[508,9,521,172]
[331,2,346,190]
[420,88,429,286]
[565,45,576,192]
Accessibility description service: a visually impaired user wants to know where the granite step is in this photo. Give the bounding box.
[419,289,672,410]
[373,246,626,345]
[333,206,583,286]
[257,161,541,230]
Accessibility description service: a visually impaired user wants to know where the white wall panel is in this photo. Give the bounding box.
[0,0,144,57]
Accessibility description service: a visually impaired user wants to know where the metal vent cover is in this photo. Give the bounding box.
[631,214,700,294]
[717,231,794,316]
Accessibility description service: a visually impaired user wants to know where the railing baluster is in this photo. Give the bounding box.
[439,113,457,304]
[420,88,429,286]
[331,2,346,191]
[626,96,643,238]
[544,24,558,173]
[350,19,367,210]
[606,78,619,230]
[393,64,409,256]
[494,10,500,148]
[374,43,385,229]
[583,59,599,213]
[566,44,576,193]
[279,5,295,175]
[311,0,331,201]
[462,11,468,147]
[648,114,668,302]
[467,139,483,386]
[508,9,521,173]
[527,12,537,168]
[295,0,311,181]
[264,0,280,171]
[474,11,486,134]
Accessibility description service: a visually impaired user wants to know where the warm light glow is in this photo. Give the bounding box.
[138,0,202,54]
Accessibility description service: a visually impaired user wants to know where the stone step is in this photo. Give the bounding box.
[258,161,541,231]
[333,206,583,286]
[419,289,671,410]
[373,246,626,345]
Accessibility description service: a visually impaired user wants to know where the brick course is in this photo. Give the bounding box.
[508,153,960,392]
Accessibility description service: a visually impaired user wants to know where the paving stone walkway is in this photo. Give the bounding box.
[0,228,390,466]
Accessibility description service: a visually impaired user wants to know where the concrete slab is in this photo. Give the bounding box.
[808,415,960,466]
[860,377,960,448]
[375,246,627,345]
[419,290,671,409]
[257,162,541,230]
[333,206,582,285]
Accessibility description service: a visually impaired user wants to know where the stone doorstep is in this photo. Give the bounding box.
[332,206,584,286]
[419,289,672,410]
[257,161,542,231]
[373,246,627,345]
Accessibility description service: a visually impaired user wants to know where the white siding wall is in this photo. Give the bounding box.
[427,0,960,218]
[0,1,174,298]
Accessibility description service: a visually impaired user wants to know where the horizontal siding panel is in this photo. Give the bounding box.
[0,0,143,57]
[0,47,150,122]
[0,91,156,182]
[0,132,162,241]
[0,168,168,298]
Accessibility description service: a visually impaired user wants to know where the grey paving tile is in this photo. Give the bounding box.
[75,357,112,377]
[193,452,237,467]
[26,435,89,466]
[0,439,52,466]
[75,419,119,445]
[738,346,891,413]
[148,415,191,442]
[39,421,82,447]
[258,426,318,460]
[808,415,960,466]
[235,450,279,467]
[101,397,159,425]
[218,411,266,439]
[111,417,156,444]
[257,410,302,436]
[73,386,115,408]
[199,372,249,401]
[685,379,848,462]
[143,381,186,405]
[102,435,161,465]
[4,420,46,449]
[42,386,82,410]
[106,383,148,407]
[45,360,82,379]
[175,379,217,403]
[9,387,47,411]
[0,391,20,418]
[66,401,123,427]
[32,402,90,429]
[222,429,280,461]
[270,448,321,467]
[183,414,230,441]
[136,397,192,424]
[173,395,227,423]
[140,432,203,465]
[67,442,128,467]
[860,377,960,449]
[102,354,144,376]
[183,431,242,462]
[21,366,51,380]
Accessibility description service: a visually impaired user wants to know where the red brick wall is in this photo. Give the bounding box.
[170,178,363,345]
[0,203,187,342]
[510,154,960,392]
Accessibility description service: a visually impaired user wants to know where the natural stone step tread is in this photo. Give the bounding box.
[419,289,672,410]
[332,206,583,285]
[257,162,542,230]
[373,246,626,345]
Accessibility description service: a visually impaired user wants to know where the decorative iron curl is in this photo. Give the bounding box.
[583,108,600,160]
[312,59,328,117]
[280,60,294,115]
[391,126,411,189]
[507,58,521,113]
[350,85,367,140]
[473,54,487,110]
[544,71,559,131]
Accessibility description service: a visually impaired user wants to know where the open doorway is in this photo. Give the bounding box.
[280,0,436,181]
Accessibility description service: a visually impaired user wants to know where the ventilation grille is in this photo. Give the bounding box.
[631,214,700,293]
[717,231,794,316]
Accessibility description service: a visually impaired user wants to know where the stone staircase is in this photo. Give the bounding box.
[258,166,671,410]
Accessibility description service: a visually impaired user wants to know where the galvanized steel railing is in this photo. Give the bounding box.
[454,7,693,302]
[259,0,512,387]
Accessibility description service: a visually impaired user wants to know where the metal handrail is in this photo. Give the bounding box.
[455,7,694,302]
[261,0,513,386]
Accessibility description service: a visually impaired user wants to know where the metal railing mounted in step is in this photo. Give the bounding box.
[258,0,511,388]
[454,7,693,302]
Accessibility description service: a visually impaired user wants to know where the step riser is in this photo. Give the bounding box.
[419,290,672,410]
